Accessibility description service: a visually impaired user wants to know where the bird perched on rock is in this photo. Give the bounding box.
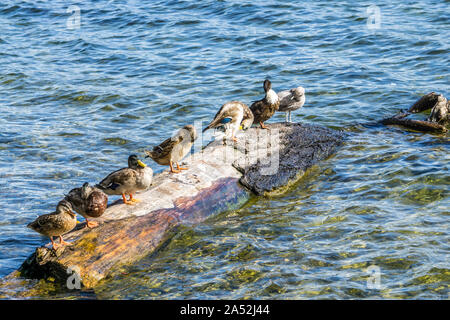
[145,125,197,173]
[27,200,77,250]
[96,155,153,205]
[250,79,280,129]
[277,86,305,123]
[65,182,108,228]
[428,94,449,124]
[203,101,253,142]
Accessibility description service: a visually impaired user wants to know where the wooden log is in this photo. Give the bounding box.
[407,92,441,113]
[3,123,344,290]
[381,113,448,134]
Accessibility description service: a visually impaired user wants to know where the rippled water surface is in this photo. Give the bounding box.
[0,0,449,299]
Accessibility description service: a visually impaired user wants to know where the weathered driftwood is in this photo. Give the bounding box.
[381,113,448,133]
[5,123,344,289]
[407,92,441,113]
[381,92,449,133]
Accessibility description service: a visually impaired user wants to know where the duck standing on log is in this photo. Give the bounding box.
[203,101,253,142]
[27,200,77,250]
[65,182,108,228]
[250,79,280,129]
[145,125,197,173]
[428,94,449,124]
[277,86,305,123]
[96,155,153,205]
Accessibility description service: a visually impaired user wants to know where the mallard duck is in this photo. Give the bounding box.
[96,155,153,205]
[65,182,108,228]
[428,94,449,124]
[277,86,305,123]
[203,101,253,142]
[27,200,77,250]
[145,125,197,173]
[250,79,280,129]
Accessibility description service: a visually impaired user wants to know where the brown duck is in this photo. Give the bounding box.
[203,102,253,142]
[96,155,153,205]
[65,182,108,228]
[27,200,77,250]
[145,125,197,173]
[250,79,280,129]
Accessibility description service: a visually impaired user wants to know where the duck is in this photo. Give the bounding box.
[428,94,449,124]
[145,125,197,173]
[65,182,108,228]
[277,86,306,123]
[27,200,77,250]
[96,155,153,205]
[203,101,253,142]
[250,79,280,129]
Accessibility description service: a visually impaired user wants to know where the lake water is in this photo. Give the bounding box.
[0,0,448,299]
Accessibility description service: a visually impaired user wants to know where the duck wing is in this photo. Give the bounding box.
[97,168,137,191]
[86,189,108,218]
[28,213,64,232]
[250,99,265,117]
[145,135,183,160]
[242,104,254,121]
[203,102,241,132]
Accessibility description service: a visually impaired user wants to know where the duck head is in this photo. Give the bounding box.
[289,86,305,103]
[292,86,305,98]
[56,199,76,218]
[81,182,93,199]
[263,79,272,92]
[128,155,147,169]
[180,125,198,143]
[241,118,253,131]
[263,79,279,105]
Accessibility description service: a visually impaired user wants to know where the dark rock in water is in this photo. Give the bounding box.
[233,123,345,195]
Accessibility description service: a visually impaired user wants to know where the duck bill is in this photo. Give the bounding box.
[137,160,147,168]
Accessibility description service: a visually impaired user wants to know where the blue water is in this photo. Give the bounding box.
[0,0,448,299]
